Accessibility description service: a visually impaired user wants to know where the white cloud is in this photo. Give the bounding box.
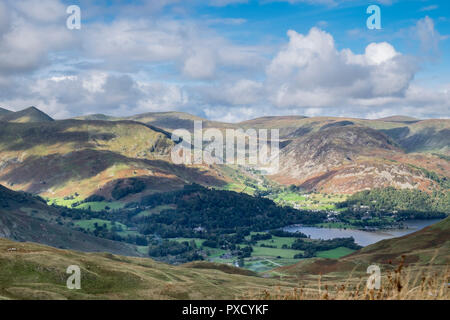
[265,28,416,108]
[415,16,442,57]
[12,0,66,23]
[419,5,438,12]
[183,49,217,79]
[0,0,448,122]
[208,0,249,7]
[0,1,74,75]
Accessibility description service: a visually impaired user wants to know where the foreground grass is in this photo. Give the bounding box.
[252,261,449,300]
[0,238,295,300]
[0,238,448,300]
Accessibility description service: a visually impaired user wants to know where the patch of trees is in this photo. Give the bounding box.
[111,178,146,200]
[83,194,106,202]
[269,229,308,238]
[338,187,449,218]
[250,233,272,241]
[147,240,203,263]
[139,184,326,239]
[292,237,361,258]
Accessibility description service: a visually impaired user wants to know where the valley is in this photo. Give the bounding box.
[0,106,448,299]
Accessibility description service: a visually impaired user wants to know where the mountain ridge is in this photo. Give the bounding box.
[0,106,54,123]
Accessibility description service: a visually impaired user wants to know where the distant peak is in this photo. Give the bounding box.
[1,106,54,123]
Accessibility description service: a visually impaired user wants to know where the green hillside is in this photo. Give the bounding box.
[0,184,141,256]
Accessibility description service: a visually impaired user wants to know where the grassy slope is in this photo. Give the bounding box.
[0,185,141,257]
[0,218,447,300]
[0,238,294,300]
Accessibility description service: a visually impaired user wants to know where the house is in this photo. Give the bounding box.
[194,226,206,233]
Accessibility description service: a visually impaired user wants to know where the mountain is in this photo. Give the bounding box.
[126,111,234,132]
[0,107,13,116]
[74,114,118,121]
[0,107,54,123]
[376,115,420,123]
[271,124,449,193]
[380,119,450,154]
[0,119,226,201]
[0,107,448,198]
[0,184,141,256]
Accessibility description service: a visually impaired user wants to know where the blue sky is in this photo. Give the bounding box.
[0,0,449,120]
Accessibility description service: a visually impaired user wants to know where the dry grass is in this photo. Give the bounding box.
[250,256,449,300]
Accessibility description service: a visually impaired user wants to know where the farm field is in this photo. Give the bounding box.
[270,192,347,210]
[75,201,125,211]
[315,247,356,259]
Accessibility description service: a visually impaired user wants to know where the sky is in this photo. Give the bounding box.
[0,0,449,121]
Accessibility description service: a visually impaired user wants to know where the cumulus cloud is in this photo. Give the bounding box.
[1,71,190,118]
[265,28,416,108]
[0,0,448,121]
[0,1,73,75]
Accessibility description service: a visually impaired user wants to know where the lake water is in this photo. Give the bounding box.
[283,219,442,247]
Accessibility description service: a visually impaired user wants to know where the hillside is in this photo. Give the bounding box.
[0,119,226,200]
[376,115,419,123]
[0,217,447,300]
[0,107,448,198]
[127,111,234,132]
[0,107,13,116]
[121,112,450,194]
[271,125,447,193]
[0,237,293,299]
[74,114,118,121]
[0,107,54,123]
[279,217,450,279]
[0,184,141,256]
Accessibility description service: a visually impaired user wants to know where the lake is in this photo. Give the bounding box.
[283,219,443,246]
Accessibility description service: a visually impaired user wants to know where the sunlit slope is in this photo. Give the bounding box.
[0,107,54,123]
[0,119,226,200]
[0,185,141,256]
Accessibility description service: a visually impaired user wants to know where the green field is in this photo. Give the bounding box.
[251,246,302,259]
[75,201,125,211]
[74,219,127,232]
[270,192,347,210]
[254,236,298,249]
[273,192,306,202]
[243,257,299,273]
[173,238,204,248]
[136,204,176,217]
[316,247,356,259]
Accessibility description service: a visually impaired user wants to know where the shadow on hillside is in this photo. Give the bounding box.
[381,127,450,153]
[0,120,118,151]
[0,149,226,195]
